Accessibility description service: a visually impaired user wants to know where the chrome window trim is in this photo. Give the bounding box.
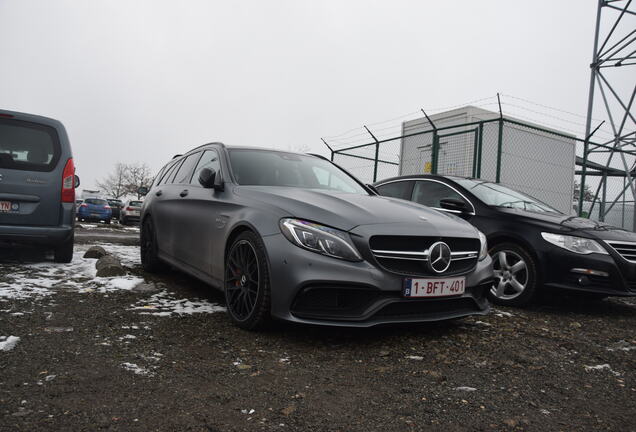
[375,178,476,215]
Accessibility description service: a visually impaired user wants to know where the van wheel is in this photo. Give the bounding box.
[141,218,162,272]
[54,234,74,263]
[488,243,538,307]
[224,231,271,330]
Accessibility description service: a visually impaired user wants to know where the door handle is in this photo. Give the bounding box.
[155,190,163,197]
[180,190,189,198]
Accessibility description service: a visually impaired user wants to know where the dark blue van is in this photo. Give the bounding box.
[0,109,78,262]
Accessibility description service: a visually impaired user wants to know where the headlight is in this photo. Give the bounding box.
[478,231,488,261]
[280,218,362,261]
[541,232,608,255]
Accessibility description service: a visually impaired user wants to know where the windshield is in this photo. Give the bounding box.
[228,149,368,194]
[453,178,561,214]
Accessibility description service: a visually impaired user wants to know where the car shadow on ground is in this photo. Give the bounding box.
[528,293,636,318]
[0,246,51,264]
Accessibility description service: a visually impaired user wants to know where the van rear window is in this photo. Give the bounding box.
[0,118,61,172]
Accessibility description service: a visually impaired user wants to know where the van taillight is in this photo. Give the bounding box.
[61,158,75,203]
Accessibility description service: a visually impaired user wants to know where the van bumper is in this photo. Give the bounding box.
[0,224,74,247]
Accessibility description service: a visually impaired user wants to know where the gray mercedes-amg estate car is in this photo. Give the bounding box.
[140,143,494,329]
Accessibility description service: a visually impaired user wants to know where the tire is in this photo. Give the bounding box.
[224,231,271,330]
[54,234,74,263]
[487,242,538,307]
[121,217,128,226]
[141,217,162,273]
[105,219,111,225]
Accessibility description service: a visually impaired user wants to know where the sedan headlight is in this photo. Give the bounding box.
[280,218,362,261]
[541,232,608,255]
[478,231,488,261]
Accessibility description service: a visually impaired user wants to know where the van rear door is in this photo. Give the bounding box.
[0,118,63,226]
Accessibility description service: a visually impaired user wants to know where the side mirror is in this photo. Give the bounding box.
[74,175,80,188]
[137,186,149,196]
[439,198,470,213]
[199,168,217,189]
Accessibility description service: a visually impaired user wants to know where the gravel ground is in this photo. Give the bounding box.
[1,224,635,431]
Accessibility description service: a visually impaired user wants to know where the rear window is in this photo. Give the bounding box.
[0,118,61,172]
[129,201,143,207]
[85,198,107,205]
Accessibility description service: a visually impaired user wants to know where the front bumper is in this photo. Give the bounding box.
[263,233,494,327]
[540,246,636,297]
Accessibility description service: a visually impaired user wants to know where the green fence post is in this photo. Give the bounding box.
[477,123,484,178]
[432,131,439,174]
[471,128,479,178]
[496,119,503,183]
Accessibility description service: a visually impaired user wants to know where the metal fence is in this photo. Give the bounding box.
[324,116,635,230]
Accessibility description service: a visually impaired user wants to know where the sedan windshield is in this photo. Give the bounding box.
[228,149,368,194]
[453,178,560,214]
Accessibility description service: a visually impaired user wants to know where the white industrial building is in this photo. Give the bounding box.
[399,106,577,214]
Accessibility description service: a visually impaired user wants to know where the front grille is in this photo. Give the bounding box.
[291,285,391,319]
[374,298,478,319]
[370,236,480,277]
[605,241,636,263]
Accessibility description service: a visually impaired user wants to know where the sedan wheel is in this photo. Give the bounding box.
[224,231,271,330]
[487,243,537,307]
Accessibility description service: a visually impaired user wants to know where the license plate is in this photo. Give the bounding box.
[91,213,99,218]
[132,211,140,216]
[403,276,465,298]
[0,201,19,213]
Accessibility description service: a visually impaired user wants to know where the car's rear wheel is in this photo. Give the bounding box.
[141,217,162,272]
[54,234,74,263]
[121,217,128,225]
[488,242,537,307]
[105,219,111,225]
[224,231,271,330]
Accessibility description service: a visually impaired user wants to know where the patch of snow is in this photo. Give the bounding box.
[584,364,621,376]
[0,336,20,351]
[129,290,225,316]
[121,362,154,377]
[0,243,142,304]
[474,321,492,327]
[405,355,424,361]
[454,386,477,392]
[494,310,513,317]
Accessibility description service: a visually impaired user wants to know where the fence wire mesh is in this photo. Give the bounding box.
[329,115,635,230]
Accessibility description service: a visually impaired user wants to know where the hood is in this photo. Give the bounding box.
[234,186,478,234]
[496,207,636,240]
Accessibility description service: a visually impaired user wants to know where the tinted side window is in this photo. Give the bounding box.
[0,118,61,172]
[376,181,414,200]
[173,153,201,184]
[191,149,221,185]
[173,152,201,184]
[160,160,182,185]
[412,181,467,208]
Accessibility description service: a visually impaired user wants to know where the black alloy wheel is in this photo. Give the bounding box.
[141,217,162,272]
[224,231,271,330]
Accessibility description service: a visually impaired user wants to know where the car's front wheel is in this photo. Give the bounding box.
[141,217,162,273]
[224,231,271,330]
[488,242,538,307]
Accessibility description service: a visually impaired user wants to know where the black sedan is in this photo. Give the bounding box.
[374,175,636,306]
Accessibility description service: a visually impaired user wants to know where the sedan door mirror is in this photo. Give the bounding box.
[439,198,470,213]
[137,186,149,196]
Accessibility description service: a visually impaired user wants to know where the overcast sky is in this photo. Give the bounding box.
[0,1,610,190]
